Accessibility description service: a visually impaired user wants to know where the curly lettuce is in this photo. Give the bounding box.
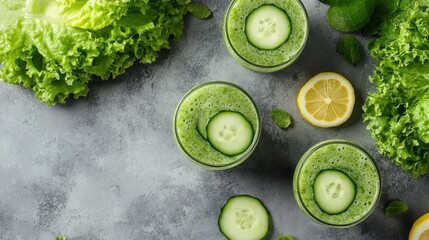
[363,1,429,175]
[0,0,190,105]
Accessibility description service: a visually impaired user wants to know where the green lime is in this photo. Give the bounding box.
[326,0,376,32]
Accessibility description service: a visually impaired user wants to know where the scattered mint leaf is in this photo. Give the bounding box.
[337,35,362,65]
[278,234,295,240]
[271,109,292,129]
[55,237,66,240]
[385,200,408,217]
[187,2,212,20]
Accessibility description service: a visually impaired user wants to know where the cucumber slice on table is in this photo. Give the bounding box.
[245,4,291,50]
[218,195,270,240]
[206,111,254,156]
[313,169,356,214]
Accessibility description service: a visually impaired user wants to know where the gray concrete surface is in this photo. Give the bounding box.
[1,1,429,239]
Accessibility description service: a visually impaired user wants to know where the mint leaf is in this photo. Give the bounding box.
[55,237,66,240]
[187,2,212,20]
[278,234,295,240]
[337,35,362,65]
[385,200,408,217]
[271,109,292,129]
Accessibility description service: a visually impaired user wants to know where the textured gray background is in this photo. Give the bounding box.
[1,0,428,239]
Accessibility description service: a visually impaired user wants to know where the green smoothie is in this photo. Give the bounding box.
[174,82,261,169]
[222,0,309,72]
[293,140,381,227]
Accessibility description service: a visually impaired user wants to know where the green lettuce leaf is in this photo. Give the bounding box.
[0,0,25,29]
[0,0,190,105]
[25,0,132,30]
[363,1,429,175]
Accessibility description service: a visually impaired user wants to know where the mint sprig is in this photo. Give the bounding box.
[187,2,212,20]
[271,109,292,129]
[337,35,362,65]
[385,200,408,217]
[278,234,295,240]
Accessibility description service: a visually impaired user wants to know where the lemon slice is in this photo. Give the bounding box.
[297,72,355,128]
[409,212,429,240]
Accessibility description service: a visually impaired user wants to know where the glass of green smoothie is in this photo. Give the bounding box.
[174,81,262,170]
[222,0,309,72]
[293,140,381,227]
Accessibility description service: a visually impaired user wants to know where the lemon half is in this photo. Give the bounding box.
[297,72,355,128]
[409,212,429,240]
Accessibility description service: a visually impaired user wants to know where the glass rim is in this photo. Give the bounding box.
[223,0,310,69]
[294,139,382,228]
[173,81,262,170]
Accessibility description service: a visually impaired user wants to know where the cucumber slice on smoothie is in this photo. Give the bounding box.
[313,169,356,215]
[207,111,254,156]
[218,195,270,240]
[245,4,291,50]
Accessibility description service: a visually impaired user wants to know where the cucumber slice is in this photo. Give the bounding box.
[245,4,291,50]
[313,169,356,215]
[218,195,270,240]
[206,111,254,156]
